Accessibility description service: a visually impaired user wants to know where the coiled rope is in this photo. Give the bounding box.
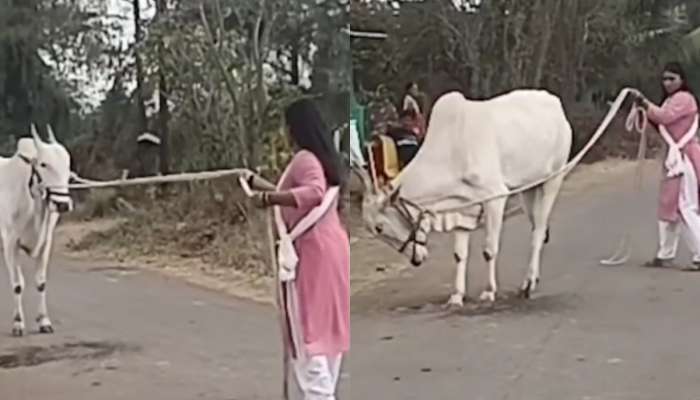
[599,96,649,265]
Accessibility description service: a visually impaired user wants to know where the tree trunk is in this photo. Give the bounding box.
[156,0,170,176]
[531,0,562,87]
[133,0,147,134]
[291,43,300,85]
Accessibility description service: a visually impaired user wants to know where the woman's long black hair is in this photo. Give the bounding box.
[660,61,698,105]
[285,98,345,187]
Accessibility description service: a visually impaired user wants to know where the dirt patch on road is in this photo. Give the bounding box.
[58,158,656,305]
[0,341,135,370]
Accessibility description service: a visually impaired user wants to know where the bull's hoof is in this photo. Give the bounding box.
[519,285,531,299]
[39,325,54,334]
[519,278,539,299]
[36,316,54,334]
[443,293,465,309]
[479,290,496,302]
[519,280,533,299]
[12,326,24,337]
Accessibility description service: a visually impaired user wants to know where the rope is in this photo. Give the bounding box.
[599,100,648,266]
[68,168,249,190]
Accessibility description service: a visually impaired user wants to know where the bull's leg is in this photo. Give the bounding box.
[480,197,508,302]
[2,232,25,336]
[35,213,59,334]
[521,189,551,244]
[446,230,470,308]
[520,175,564,298]
[520,189,536,229]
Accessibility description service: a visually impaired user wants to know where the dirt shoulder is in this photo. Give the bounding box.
[56,158,655,305]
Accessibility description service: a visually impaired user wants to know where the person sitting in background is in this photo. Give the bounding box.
[386,109,420,169]
[402,81,427,140]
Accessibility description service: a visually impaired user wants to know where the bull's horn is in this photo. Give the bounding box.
[30,123,41,141]
[46,124,57,143]
[30,123,44,152]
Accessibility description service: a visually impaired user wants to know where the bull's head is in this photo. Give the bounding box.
[29,124,73,213]
[352,162,430,266]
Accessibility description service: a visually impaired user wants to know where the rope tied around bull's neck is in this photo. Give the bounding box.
[600,99,648,265]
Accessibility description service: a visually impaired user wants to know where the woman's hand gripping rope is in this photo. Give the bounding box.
[599,90,649,266]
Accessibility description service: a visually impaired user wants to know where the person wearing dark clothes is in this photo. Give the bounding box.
[386,109,420,168]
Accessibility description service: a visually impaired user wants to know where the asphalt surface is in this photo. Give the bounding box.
[2,165,700,400]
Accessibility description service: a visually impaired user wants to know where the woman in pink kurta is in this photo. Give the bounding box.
[246,99,349,398]
[636,62,700,270]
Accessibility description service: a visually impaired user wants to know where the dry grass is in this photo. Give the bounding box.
[66,181,274,288]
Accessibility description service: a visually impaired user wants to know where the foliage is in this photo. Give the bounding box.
[0,0,123,144]
[0,0,349,177]
[351,0,700,112]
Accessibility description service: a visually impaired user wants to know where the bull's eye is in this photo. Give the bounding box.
[375,224,384,234]
[39,162,47,168]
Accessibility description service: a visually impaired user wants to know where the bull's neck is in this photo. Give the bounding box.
[11,155,43,204]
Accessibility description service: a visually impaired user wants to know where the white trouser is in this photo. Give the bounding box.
[293,354,343,400]
[656,220,700,262]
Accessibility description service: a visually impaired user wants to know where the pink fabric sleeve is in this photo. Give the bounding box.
[289,151,325,209]
[647,92,697,126]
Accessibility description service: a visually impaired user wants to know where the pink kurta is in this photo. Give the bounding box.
[648,91,700,222]
[278,150,350,357]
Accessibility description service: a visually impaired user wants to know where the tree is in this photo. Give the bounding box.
[0,0,118,143]
[351,0,700,108]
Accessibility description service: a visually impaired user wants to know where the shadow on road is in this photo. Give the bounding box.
[391,291,580,318]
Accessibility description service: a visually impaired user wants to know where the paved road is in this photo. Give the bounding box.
[3,165,700,399]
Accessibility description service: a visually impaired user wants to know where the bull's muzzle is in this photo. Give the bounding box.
[48,191,73,213]
[53,201,71,213]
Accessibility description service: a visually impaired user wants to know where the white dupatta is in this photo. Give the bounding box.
[658,114,700,253]
[272,163,340,282]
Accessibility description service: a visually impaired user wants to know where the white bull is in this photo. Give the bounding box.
[0,125,73,336]
[357,90,572,306]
